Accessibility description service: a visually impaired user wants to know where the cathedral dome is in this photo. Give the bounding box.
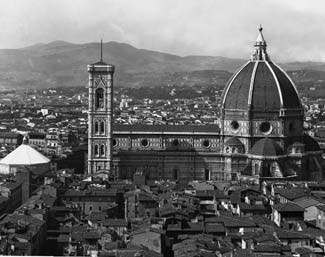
[222,27,302,112]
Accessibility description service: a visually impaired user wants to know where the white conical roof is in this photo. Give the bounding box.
[256,27,265,43]
[0,144,50,165]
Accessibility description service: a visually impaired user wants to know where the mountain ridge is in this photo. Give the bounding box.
[0,41,324,89]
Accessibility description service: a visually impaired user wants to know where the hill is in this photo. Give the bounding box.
[0,41,324,89]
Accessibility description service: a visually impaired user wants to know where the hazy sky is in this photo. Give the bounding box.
[1,0,325,62]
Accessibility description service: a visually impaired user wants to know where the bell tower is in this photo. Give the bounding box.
[87,40,115,175]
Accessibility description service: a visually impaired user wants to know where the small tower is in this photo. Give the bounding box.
[251,25,269,61]
[87,40,115,175]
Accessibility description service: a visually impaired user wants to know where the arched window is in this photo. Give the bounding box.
[95,121,99,134]
[100,144,105,156]
[100,121,105,134]
[94,144,99,156]
[95,88,104,109]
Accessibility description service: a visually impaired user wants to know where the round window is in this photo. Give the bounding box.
[231,120,240,131]
[260,122,272,134]
[173,139,179,147]
[141,139,149,147]
[112,139,117,147]
[203,140,210,148]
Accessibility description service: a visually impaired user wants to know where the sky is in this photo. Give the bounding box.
[1,0,325,62]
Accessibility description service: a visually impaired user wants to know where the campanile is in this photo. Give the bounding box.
[87,41,115,175]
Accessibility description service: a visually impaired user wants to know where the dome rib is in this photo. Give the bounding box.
[265,61,283,107]
[222,61,251,108]
[247,61,259,107]
[223,60,302,112]
[222,27,303,113]
[270,62,302,109]
[251,62,282,111]
[223,61,255,110]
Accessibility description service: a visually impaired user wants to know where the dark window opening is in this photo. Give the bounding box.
[260,122,271,133]
[262,163,271,177]
[94,145,99,156]
[173,139,179,147]
[203,140,210,148]
[204,169,210,180]
[289,122,294,133]
[141,139,149,147]
[100,144,105,156]
[95,121,99,134]
[254,163,259,175]
[95,88,104,109]
[173,168,178,180]
[100,121,105,134]
[231,120,240,131]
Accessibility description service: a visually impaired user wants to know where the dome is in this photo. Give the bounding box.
[250,138,283,156]
[222,27,302,112]
[224,137,244,146]
[0,144,50,165]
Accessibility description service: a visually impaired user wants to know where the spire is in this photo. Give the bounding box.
[256,24,265,43]
[100,39,103,62]
[90,39,108,65]
[251,25,269,61]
